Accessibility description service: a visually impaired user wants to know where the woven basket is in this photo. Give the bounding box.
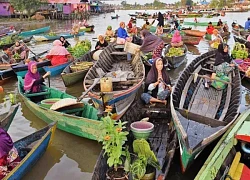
[70,64,89,72]
[124,42,141,54]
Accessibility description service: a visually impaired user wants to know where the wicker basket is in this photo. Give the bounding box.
[70,64,90,72]
[124,42,141,54]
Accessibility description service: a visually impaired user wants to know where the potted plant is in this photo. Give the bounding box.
[98,115,129,180]
[128,139,161,180]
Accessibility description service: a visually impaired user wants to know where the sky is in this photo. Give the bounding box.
[101,0,201,5]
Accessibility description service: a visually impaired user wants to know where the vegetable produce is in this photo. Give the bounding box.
[0,35,23,46]
[142,52,153,62]
[13,53,21,59]
[211,42,220,49]
[67,40,91,58]
[47,32,57,36]
[166,47,184,57]
[231,42,249,59]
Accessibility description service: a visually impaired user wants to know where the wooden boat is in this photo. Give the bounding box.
[233,35,247,44]
[79,25,95,32]
[61,50,95,87]
[33,32,84,42]
[0,67,16,85]
[171,50,241,172]
[83,43,145,120]
[0,36,33,49]
[231,22,244,35]
[111,16,119,19]
[43,61,71,77]
[178,14,203,18]
[205,31,231,40]
[19,26,50,37]
[183,21,224,26]
[92,98,177,180]
[161,35,201,46]
[0,104,19,131]
[182,30,206,37]
[17,76,102,140]
[3,122,56,180]
[163,44,188,68]
[195,109,250,180]
[240,30,250,39]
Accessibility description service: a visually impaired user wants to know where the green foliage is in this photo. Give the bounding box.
[47,32,57,37]
[98,115,129,170]
[130,157,147,180]
[13,53,21,59]
[231,42,248,59]
[209,0,234,8]
[166,47,185,57]
[67,40,91,58]
[0,35,23,46]
[142,52,153,62]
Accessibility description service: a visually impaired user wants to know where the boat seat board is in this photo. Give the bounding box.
[110,52,128,56]
[188,80,223,119]
[235,121,250,143]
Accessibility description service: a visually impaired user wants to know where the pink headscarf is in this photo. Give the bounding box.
[47,40,70,56]
[247,35,250,42]
[171,30,182,43]
[24,61,40,92]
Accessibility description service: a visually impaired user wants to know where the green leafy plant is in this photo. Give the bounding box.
[67,39,91,58]
[98,115,129,171]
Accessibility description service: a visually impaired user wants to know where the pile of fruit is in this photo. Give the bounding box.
[166,47,184,57]
[238,58,250,72]
[211,42,220,49]
[231,42,249,59]
[67,40,91,58]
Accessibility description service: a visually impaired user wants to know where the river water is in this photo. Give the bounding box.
[1,10,250,180]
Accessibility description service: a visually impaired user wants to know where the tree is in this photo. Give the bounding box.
[10,0,44,19]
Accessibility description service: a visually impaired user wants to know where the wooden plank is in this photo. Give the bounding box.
[110,51,128,56]
[188,78,203,111]
[219,74,232,121]
[179,65,202,109]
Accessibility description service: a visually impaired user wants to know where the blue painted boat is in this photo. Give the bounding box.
[33,31,85,42]
[11,60,51,78]
[43,61,71,77]
[3,122,57,180]
[19,26,50,37]
[0,105,19,131]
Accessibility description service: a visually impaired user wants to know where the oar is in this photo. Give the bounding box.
[48,75,51,88]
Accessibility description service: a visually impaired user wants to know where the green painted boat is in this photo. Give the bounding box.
[183,21,224,26]
[33,32,85,42]
[195,109,250,180]
[79,25,95,32]
[171,50,241,172]
[17,76,102,140]
[61,50,95,87]
[0,104,19,131]
[19,26,50,37]
[205,33,212,40]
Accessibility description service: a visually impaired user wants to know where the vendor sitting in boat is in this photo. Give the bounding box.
[155,25,163,36]
[136,30,164,59]
[71,23,80,35]
[223,23,229,33]
[141,57,172,106]
[46,40,72,66]
[206,22,215,35]
[171,30,183,47]
[127,18,133,32]
[130,25,138,35]
[95,35,108,50]
[0,128,20,179]
[217,19,223,27]
[0,46,15,64]
[116,22,132,44]
[59,36,70,48]
[105,26,115,38]
[142,19,155,30]
[24,61,50,94]
[209,29,222,49]
[244,17,250,30]
[210,43,235,90]
[12,40,29,60]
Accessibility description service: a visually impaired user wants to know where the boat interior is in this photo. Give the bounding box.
[84,44,144,93]
[172,51,241,150]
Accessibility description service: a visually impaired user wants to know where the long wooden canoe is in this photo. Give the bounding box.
[79,25,95,32]
[43,61,71,77]
[83,43,145,120]
[195,109,250,180]
[171,50,241,172]
[0,104,19,131]
[92,99,177,180]
[61,50,95,87]
[183,21,224,26]
[161,35,201,46]
[33,32,85,42]
[3,122,56,180]
[182,30,206,37]
[19,26,50,37]
[163,44,188,69]
[17,76,102,140]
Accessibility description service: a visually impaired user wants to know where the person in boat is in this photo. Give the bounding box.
[105,26,115,38]
[142,20,151,30]
[173,19,179,30]
[157,12,164,27]
[71,23,80,35]
[24,61,50,94]
[0,46,15,64]
[155,25,163,36]
[127,18,133,30]
[223,23,229,33]
[194,17,198,23]
[171,30,183,47]
[0,128,20,179]
[95,34,108,50]
[210,43,235,90]
[244,17,250,30]
[141,57,171,105]
[210,29,222,49]
[12,40,29,60]
[206,22,215,35]
[46,40,72,66]
[130,25,138,35]
[116,22,132,44]
[59,36,70,48]
[137,30,164,59]
[217,19,223,26]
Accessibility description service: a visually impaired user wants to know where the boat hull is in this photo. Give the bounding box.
[0,105,19,131]
[43,62,71,77]
[19,26,50,37]
[33,32,85,42]
[183,21,220,26]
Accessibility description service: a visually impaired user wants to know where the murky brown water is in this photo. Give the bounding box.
[1,10,250,180]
